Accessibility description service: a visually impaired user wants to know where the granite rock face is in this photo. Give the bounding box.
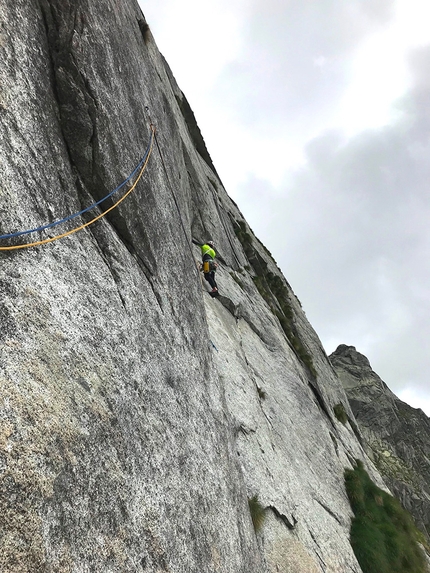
[330,345,430,539]
[0,1,427,572]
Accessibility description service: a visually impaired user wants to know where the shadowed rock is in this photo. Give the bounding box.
[331,344,430,540]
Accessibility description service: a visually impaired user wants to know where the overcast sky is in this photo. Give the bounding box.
[140,0,430,416]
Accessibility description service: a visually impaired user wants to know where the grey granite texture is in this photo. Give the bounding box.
[0,1,428,571]
[331,344,430,540]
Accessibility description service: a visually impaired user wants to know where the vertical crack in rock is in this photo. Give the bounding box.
[348,416,366,449]
[132,251,164,312]
[308,529,328,571]
[38,0,149,265]
[329,432,340,457]
[90,238,128,313]
[307,381,335,428]
[83,211,164,314]
[38,0,95,182]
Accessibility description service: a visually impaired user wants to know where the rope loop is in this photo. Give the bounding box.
[0,126,155,251]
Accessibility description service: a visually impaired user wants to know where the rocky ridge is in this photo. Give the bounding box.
[0,0,428,572]
[330,344,430,540]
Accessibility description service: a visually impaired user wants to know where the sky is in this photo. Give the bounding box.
[139,0,430,416]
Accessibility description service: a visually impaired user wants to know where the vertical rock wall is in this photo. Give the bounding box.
[1,1,426,572]
[0,1,263,571]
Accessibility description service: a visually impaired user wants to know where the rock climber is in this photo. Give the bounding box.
[201,240,219,295]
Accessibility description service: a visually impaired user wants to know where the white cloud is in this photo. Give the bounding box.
[395,0,430,47]
[398,387,430,417]
[337,29,408,134]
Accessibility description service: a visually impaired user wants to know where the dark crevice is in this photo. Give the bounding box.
[37,0,76,172]
[93,242,127,312]
[314,498,342,526]
[236,312,276,358]
[348,417,366,449]
[75,208,128,312]
[238,424,256,436]
[70,50,99,171]
[346,451,358,468]
[216,295,239,317]
[132,252,163,312]
[121,245,164,313]
[38,0,96,185]
[37,1,58,90]
[73,178,163,314]
[79,186,164,312]
[73,168,162,311]
[330,432,339,456]
[308,529,328,570]
[90,223,163,314]
[308,382,334,427]
[261,409,275,432]
[243,320,268,346]
[267,506,297,530]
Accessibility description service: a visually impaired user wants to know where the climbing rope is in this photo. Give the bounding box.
[0,126,155,251]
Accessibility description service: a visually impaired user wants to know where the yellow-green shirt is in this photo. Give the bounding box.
[201,244,216,259]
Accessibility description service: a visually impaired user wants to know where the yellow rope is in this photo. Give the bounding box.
[0,127,155,251]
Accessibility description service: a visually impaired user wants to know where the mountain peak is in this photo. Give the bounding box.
[331,345,430,540]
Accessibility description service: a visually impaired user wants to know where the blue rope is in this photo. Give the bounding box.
[0,139,152,240]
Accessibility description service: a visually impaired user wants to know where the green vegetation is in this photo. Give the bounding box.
[233,220,254,259]
[252,275,270,301]
[334,403,348,425]
[260,271,316,376]
[255,279,314,376]
[233,218,317,378]
[345,460,427,573]
[265,272,292,312]
[248,495,266,532]
[289,332,317,378]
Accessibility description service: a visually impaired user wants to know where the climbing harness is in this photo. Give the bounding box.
[202,260,217,273]
[0,126,155,251]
